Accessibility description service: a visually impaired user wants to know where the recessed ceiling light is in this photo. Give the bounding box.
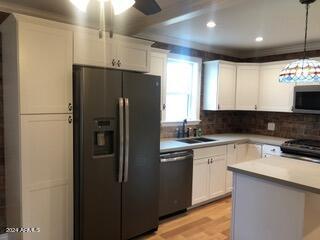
[206,21,216,28]
[255,36,264,42]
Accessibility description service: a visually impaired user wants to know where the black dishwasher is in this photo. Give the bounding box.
[159,150,193,218]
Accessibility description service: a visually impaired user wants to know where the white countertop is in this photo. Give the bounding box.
[160,134,289,153]
[228,156,320,194]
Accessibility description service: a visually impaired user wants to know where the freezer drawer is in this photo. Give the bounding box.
[159,151,193,217]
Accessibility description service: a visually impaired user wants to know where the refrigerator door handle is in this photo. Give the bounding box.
[118,98,124,183]
[124,98,130,182]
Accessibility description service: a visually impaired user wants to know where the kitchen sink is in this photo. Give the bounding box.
[193,137,217,142]
[176,137,217,144]
[177,139,202,144]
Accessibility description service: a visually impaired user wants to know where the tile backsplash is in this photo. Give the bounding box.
[161,110,320,140]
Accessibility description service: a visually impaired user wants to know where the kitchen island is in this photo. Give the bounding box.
[228,157,320,240]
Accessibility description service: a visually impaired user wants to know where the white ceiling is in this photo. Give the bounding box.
[0,0,320,57]
[138,0,320,56]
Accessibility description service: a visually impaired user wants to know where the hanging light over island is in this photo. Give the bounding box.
[279,0,320,83]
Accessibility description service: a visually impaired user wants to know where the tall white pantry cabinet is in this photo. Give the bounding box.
[1,15,73,240]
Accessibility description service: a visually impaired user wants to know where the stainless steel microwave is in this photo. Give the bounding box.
[293,85,320,114]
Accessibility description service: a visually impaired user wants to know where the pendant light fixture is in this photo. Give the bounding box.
[279,0,320,83]
[70,0,135,14]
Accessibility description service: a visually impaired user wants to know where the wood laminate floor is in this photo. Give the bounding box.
[143,197,231,240]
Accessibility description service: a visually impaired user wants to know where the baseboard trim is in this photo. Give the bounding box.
[0,234,8,240]
[189,192,232,210]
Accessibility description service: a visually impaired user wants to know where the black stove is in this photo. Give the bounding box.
[281,139,320,159]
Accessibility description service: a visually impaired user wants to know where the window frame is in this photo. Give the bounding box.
[162,53,202,126]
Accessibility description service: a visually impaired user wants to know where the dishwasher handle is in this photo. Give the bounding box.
[160,154,193,163]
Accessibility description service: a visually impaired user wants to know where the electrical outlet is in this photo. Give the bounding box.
[267,122,275,131]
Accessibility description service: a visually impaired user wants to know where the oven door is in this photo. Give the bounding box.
[293,85,320,114]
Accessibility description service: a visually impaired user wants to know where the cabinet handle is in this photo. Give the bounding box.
[254,105,257,110]
[112,59,116,66]
[218,104,220,110]
[208,159,210,165]
[68,115,73,124]
[162,104,166,111]
[211,158,213,164]
[68,103,73,112]
[117,60,121,67]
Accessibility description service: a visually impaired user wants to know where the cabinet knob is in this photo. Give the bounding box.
[68,115,73,124]
[117,60,121,67]
[254,105,257,110]
[68,103,73,112]
[112,59,116,66]
[162,104,166,111]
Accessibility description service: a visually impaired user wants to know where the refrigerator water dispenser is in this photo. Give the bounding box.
[93,119,114,156]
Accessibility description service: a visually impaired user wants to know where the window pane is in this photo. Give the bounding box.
[166,93,189,122]
[167,59,193,94]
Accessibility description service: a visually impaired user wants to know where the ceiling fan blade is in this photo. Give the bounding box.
[134,0,161,15]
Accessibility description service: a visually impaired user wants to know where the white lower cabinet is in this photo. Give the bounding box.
[226,144,237,193]
[226,143,263,193]
[192,158,210,205]
[192,146,227,205]
[20,114,73,240]
[192,143,275,205]
[209,155,227,199]
[246,144,262,161]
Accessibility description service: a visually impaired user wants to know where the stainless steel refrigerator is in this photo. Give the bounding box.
[73,66,161,240]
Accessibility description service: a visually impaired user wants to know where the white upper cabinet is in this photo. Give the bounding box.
[236,64,260,110]
[203,61,236,111]
[148,49,169,120]
[73,29,152,72]
[114,40,151,72]
[74,29,113,68]
[19,21,73,114]
[259,62,295,112]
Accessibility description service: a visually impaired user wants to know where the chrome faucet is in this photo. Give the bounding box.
[176,119,189,138]
[182,119,187,137]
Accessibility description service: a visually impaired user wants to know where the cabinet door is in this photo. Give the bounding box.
[192,158,210,205]
[148,51,168,120]
[209,155,227,199]
[21,114,73,240]
[259,63,295,112]
[236,65,260,110]
[19,22,73,114]
[218,63,236,110]
[226,144,237,193]
[236,144,248,163]
[74,29,113,68]
[115,41,150,72]
[246,144,262,161]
